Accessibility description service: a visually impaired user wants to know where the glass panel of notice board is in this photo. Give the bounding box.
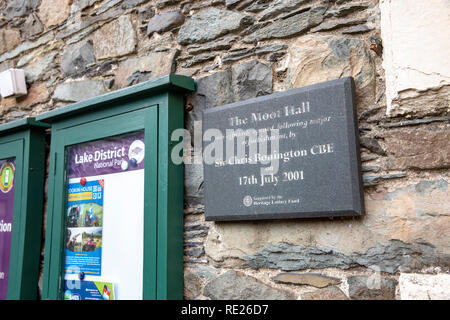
[63,130,145,300]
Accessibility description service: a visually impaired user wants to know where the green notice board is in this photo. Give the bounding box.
[0,118,48,300]
[37,74,195,300]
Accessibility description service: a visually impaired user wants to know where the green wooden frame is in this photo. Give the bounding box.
[0,118,48,300]
[37,74,195,300]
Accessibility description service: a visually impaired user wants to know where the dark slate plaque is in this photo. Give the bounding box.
[202,77,364,221]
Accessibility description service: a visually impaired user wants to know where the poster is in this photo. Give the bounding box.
[64,280,115,300]
[0,159,15,300]
[65,179,104,276]
[64,131,145,299]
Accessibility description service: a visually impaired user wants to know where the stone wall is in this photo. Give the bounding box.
[0,0,449,300]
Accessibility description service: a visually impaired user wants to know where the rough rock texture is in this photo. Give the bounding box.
[178,8,253,45]
[231,59,273,101]
[366,179,450,251]
[115,50,178,88]
[287,35,374,112]
[187,37,237,55]
[311,18,367,32]
[242,240,450,274]
[21,13,44,40]
[38,0,71,28]
[363,173,406,187]
[184,161,204,206]
[272,273,341,288]
[203,271,295,300]
[342,24,372,34]
[347,276,397,300]
[61,40,96,77]
[243,6,326,43]
[325,2,371,18]
[257,0,312,21]
[301,286,349,300]
[0,29,21,55]
[359,137,386,156]
[15,82,50,109]
[92,15,137,60]
[182,52,217,68]
[146,10,185,36]
[71,0,100,12]
[24,52,57,82]
[184,270,203,300]
[17,42,59,69]
[5,0,40,19]
[0,32,54,63]
[53,80,108,102]
[383,124,450,170]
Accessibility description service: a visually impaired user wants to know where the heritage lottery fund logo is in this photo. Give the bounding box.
[243,196,253,207]
[0,162,14,193]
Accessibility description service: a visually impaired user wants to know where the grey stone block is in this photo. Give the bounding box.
[204,271,295,300]
[146,10,185,36]
[178,8,253,45]
[53,80,107,102]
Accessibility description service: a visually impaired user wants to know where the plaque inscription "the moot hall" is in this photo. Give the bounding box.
[202,77,364,221]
